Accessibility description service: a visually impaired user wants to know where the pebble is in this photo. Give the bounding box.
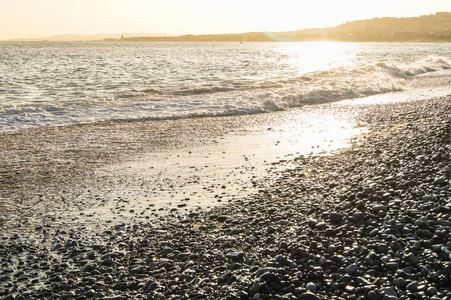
[2,98,451,299]
[426,286,438,296]
[329,212,343,223]
[305,282,316,293]
[347,264,358,275]
[406,281,418,292]
[299,291,320,300]
[225,251,244,261]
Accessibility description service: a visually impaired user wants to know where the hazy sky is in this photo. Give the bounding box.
[1,0,450,39]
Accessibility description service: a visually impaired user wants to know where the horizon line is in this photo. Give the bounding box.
[2,11,449,42]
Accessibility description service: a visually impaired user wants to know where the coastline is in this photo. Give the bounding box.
[1,94,451,298]
[0,99,363,231]
[2,75,449,232]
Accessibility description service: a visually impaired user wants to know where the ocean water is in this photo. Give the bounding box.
[0,42,450,132]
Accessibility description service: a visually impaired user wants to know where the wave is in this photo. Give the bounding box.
[1,55,450,133]
[107,55,451,101]
[376,56,451,78]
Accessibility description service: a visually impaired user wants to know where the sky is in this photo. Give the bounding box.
[1,0,450,40]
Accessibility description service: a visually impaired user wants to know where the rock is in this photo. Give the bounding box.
[267,226,276,234]
[377,244,389,254]
[299,291,320,300]
[249,280,262,296]
[82,264,95,273]
[113,282,128,290]
[406,281,418,292]
[372,205,387,214]
[385,261,399,271]
[394,277,406,290]
[252,292,261,299]
[418,221,431,231]
[347,264,358,275]
[426,286,438,296]
[356,200,365,210]
[405,253,418,266]
[389,241,402,252]
[217,215,228,222]
[305,282,317,293]
[356,192,365,199]
[367,290,378,300]
[329,213,343,223]
[437,219,451,226]
[256,267,276,277]
[315,222,326,230]
[225,251,244,261]
[280,219,289,225]
[101,259,114,266]
[382,296,399,300]
[352,212,365,221]
[379,287,397,297]
[5,97,451,300]
[356,276,372,286]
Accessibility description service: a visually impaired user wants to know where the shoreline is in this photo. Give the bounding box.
[1,78,449,231]
[1,95,451,299]
[0,98,364,231]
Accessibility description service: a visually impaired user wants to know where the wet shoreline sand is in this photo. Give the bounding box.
[2,94,451,299]
[0,100,362,231]
[1,76,449,232]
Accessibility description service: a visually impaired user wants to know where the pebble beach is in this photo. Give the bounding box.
[2,93,451,299]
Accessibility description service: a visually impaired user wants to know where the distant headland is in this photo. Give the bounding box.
[5,12,451,43]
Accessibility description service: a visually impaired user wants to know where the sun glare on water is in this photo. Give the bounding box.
[275,109,365,156]
[279,42,357,75]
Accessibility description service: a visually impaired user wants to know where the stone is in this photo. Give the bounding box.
[405,253,418,266]
[437,219,451,226]
[390,241,402,252]
[379,287,397,297]
[305,282,316,293]
[249,280,262,296]
[394,278,406,290]
[330,213,343,223]
[372,205,387,214]
[418,221,431,231]
[299,291,320,300]
[406,281,418,292]
[426,286,438,296]
[82,264,95,273]
[347,264,358,275]
[385,261,399,271]
[352,212,365,221]
[377,244,389,254]
[113,282,128,290]
[225,251,245,261]
[267,226,276,234]
[367,290,378,300]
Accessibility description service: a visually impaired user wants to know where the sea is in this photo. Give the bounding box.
[0,42,450,132]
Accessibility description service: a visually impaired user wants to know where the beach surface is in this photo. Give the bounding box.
[0,97,365,231]
[1,84,451,299]
[1,76,449,232]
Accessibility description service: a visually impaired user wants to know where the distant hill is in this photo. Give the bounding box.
[6,33,170,42]
[4,12,450,43]
[116,12,451,43]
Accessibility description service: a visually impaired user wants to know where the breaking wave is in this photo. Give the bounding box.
[1,42,450,132]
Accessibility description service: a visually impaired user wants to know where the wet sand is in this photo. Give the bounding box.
[0,99,363,231]
[1,77,450,231]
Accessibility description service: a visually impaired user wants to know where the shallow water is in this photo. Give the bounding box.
[1,42,450,132]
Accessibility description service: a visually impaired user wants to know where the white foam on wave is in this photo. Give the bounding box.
[1,45,450,133]
[376,55,451,78]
